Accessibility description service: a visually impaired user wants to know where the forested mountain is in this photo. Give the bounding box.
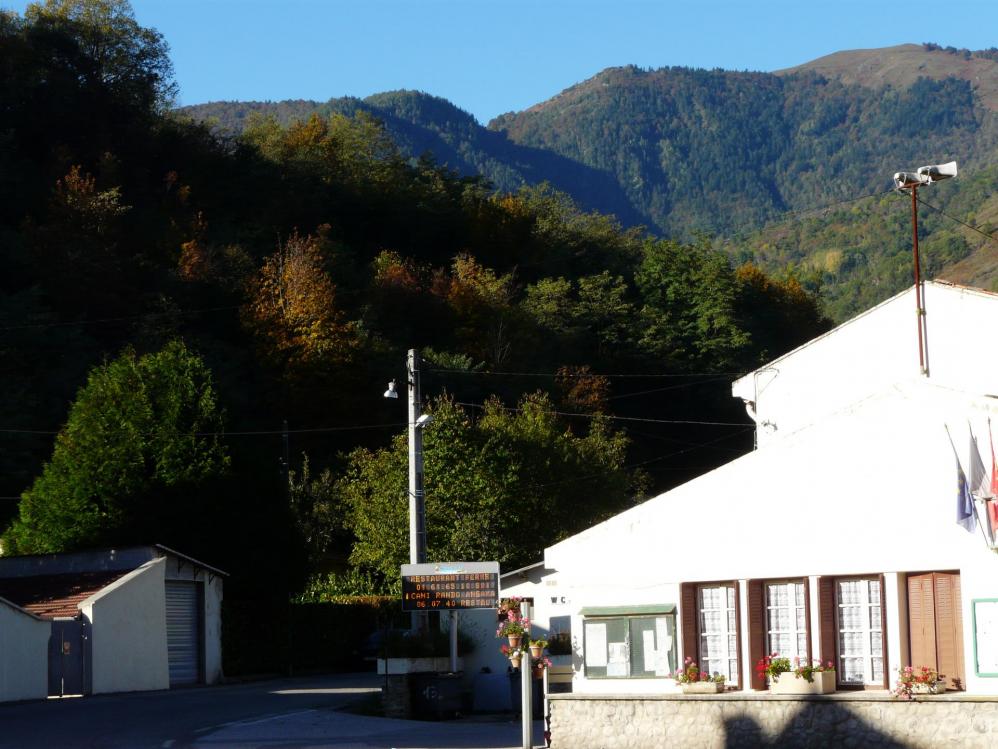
[1,2,829,596]
[184,44,998,320]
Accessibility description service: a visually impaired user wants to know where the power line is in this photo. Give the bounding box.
[454,400,751,427]
[0,422,406,438]
[524,426,755,489]
[607,376,733,400]
[430,368,745,379]
[0,304,246,333]
[915,194,998,247]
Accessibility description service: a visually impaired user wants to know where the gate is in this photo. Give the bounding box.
[48,619,87,696]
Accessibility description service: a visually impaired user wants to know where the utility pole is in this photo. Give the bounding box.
[408,349,427,566]
[407,349,430,634]
[893,161,958,377]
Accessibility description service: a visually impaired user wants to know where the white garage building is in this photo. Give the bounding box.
[0,544,225,700]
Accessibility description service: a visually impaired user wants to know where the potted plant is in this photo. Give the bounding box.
[755,653,791,690]
[496,599,530,647]
[501,643,526,669]
[532,655,553,679]
[673,656,726,694]
[529,638,548,659]
[767,657,836,694]
[894,666,947,700]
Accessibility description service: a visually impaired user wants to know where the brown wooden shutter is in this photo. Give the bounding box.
[732,582,743,691]
[817,577,836,672]
[803,577,813,662]
[907,573,937,670]
[934,572,965,690]
[680,583,698,664]
[878,574,889,688]
[747,579,766,690]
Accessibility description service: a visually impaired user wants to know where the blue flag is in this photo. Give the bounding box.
[952,435,977,534]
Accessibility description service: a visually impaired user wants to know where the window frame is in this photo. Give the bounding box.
[834,577,885,687]
[582,610,677,680]
[764,578,811,665]
[695,582,741,688]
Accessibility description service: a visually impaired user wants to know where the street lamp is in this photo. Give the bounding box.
[892,161,957,376]
[382,350,429,567]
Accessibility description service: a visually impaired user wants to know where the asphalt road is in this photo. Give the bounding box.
[0,673,543,749]
[0,673,382,749]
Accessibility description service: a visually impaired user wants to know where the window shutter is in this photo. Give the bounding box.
[817,576,836,669]
[934,572,965,690]
[680,582,697,663]
[747,579,766,690]
[733,582,743,691]
[878,574,889,688]
[907,573,936,671]
[803,577,813,661]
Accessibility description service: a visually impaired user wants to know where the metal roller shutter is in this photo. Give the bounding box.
[166,581,201,686]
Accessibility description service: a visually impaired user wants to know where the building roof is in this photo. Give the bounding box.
[0,570,130,619]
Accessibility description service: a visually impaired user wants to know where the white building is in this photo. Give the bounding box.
[508,281,998,696]
[0,544,225,700]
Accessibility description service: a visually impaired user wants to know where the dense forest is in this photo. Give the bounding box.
[1,1,833,601]
[186,50,998,322]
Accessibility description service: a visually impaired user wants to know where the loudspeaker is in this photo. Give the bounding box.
[917,161,958,182]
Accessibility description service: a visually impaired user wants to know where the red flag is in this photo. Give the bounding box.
[990,421,998,540]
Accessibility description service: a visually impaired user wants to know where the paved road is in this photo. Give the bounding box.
[0,673,543,749]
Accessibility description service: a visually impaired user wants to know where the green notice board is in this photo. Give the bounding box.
[972,599,998,677]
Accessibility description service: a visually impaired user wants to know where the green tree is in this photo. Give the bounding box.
[635,236,750,368]
[339,394,643,586]
[24,0,177,111]
[3,341,229,554]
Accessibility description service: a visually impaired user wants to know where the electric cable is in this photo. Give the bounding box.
[454,400,751,427]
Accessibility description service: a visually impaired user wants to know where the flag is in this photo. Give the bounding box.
[970,428,992,498]
[990,421,998,543]
[950,431,977,534]
[972,429,996,546]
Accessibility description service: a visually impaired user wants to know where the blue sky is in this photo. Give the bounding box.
[6,0,998,123]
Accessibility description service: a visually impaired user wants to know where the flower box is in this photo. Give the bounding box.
[769,670,836,695]
[912,680,947,695]
[681,682,724,694]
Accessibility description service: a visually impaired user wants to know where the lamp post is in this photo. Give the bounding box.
[892,161,957,376]
[384,348,432,629]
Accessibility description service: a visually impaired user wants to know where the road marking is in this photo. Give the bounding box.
[196,708,319,734]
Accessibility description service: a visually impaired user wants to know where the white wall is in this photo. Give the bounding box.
[732,283,998,447]
[81,558,169,695]
[543,384,998,694]
[0,598,48,702]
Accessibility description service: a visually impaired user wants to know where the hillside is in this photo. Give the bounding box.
[180,45,998,319]
[777,43,998,111]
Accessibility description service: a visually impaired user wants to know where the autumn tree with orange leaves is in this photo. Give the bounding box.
[245,232,356,373]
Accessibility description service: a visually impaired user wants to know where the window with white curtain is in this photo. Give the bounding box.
[698,584,739,683]
[836,578,883,685]
[766,580,808,661]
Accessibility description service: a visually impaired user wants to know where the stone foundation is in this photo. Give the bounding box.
[547,692,998,749]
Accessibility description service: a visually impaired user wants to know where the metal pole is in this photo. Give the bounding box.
[521,602,533,749]
[408,349,426,564]
[449,610,458,672]
[408,349,428,632]
[911,186,927,376]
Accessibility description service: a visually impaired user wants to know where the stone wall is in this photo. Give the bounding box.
[547,693,998,749]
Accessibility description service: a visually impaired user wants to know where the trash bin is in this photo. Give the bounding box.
[410,671,464,720]
[508,668,543,715]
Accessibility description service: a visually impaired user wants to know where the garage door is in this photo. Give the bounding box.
[166,581,202,686]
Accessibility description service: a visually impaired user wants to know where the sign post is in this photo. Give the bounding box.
[521,600,533,749]
[400,561,500,672]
